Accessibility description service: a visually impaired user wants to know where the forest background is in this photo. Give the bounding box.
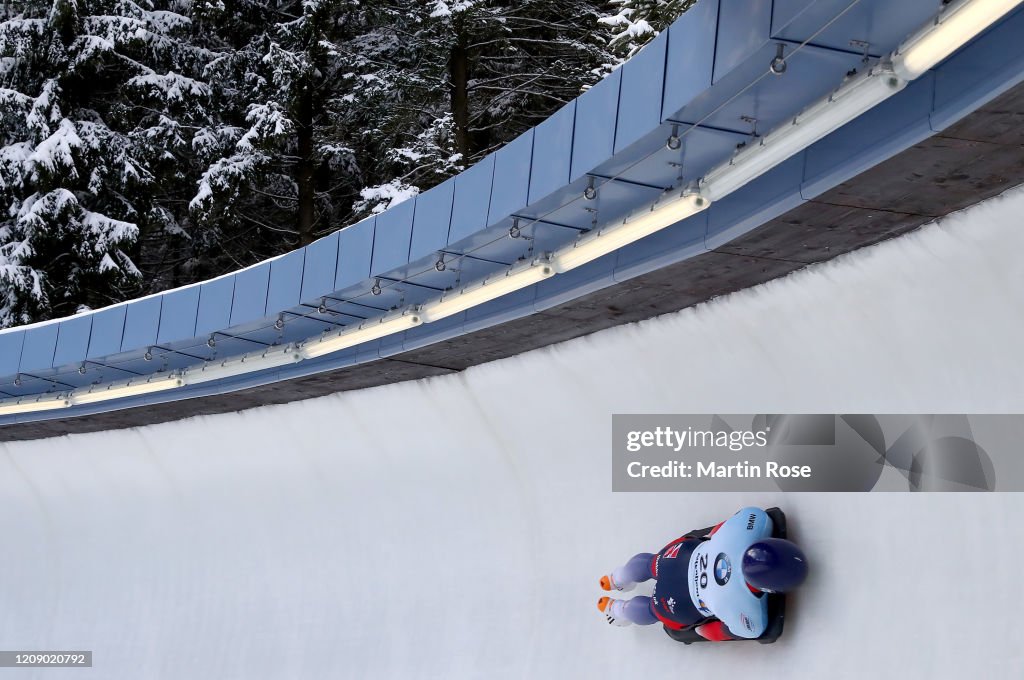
[0,0,693,327]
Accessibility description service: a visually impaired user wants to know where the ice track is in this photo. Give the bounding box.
[3,187,1024,678]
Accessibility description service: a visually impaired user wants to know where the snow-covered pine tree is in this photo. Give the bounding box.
[599,0,696,58]
[348,0,617,217]
[0,0,214,327]
[335,1,464,216]
[2,1,663,328]
[189,0,363,267]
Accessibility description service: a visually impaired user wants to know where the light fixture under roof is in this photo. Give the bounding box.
[893,0,1024,81]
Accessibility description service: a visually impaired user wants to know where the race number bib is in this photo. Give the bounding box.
[686,507,773,638]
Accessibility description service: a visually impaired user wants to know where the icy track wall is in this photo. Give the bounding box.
[3,188,1024,679]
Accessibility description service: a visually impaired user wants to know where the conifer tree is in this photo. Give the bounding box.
[348,0,617,217]
[1,0,651,328]
[0,0,211,326]
[189,0,364,264]
[599,0,696,57]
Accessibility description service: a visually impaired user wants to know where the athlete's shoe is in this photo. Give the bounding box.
[597,597,632,627]
[599,574,635,592]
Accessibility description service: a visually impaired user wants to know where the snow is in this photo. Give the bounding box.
[97,251,119,273]
[0,258,39,287]
[355,178,420,214]
[26,79,63,134]
[2,186,1024,678]
[126,71,211,104]
[0,142,31,189]
[17,188,79,231]
[95,249,140,277]
[236,102,293,151]
[598,6,657,43]
[0,57,16,77]
[69,34,116,69]
[0,87,32,109]
[82,210,140,249]
[148,10,192,33]
[27,119,83,179]
[81,15,176,52]
[320,143,356,172]
[430,1,479,18]
[0,18,46,50]
[191,126,244,157]
[190,152,266,211]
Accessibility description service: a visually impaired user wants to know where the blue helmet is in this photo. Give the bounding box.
[741,538,808,593]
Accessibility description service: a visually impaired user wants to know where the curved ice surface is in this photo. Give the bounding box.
[3,187,1024,678]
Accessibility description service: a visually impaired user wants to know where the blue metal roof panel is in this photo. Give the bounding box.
[301,232,340,304]
[121,296,162,351]
[0,330,25,377]
[570,68,622,182]
[528,101,576,205]
[53,314,92,369]
[86,306,127,360]
[335,216,376,290]
[601,124,740,191]
[195,276,235,338]
[371,197,416,276]
[532,256,618,313]
[156,286,201,345]
[616,32,667,154]
[681,42,865,139]
[802,75,935,200]
[397,313,465,354]
[713,0,772,82]
[228,263,271,327]
[614,211,709,283]
[488,129,534,226]
[267,250,305,314]
[706,152,807,250]
[52,315,92,368]
[409,177,455,262]
[530,178,663,234]
[771,0,826,35]
[449,155,496,245]
[0,372,55,399]
[662,0,719,122]
[771,0,943,55]
[20,325,58,373]
[463,286,538,331]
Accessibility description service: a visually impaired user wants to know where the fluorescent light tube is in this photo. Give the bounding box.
[71,374,183,405]
[894,0,1023,80]
[419,258,556,323]
[184,347,303,385]
[552,192,709,273]
[702,68,905,201]
[302,309,422,359]
[0,395,70,416]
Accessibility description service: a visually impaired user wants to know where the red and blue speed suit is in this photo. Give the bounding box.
[605,523,736,641]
